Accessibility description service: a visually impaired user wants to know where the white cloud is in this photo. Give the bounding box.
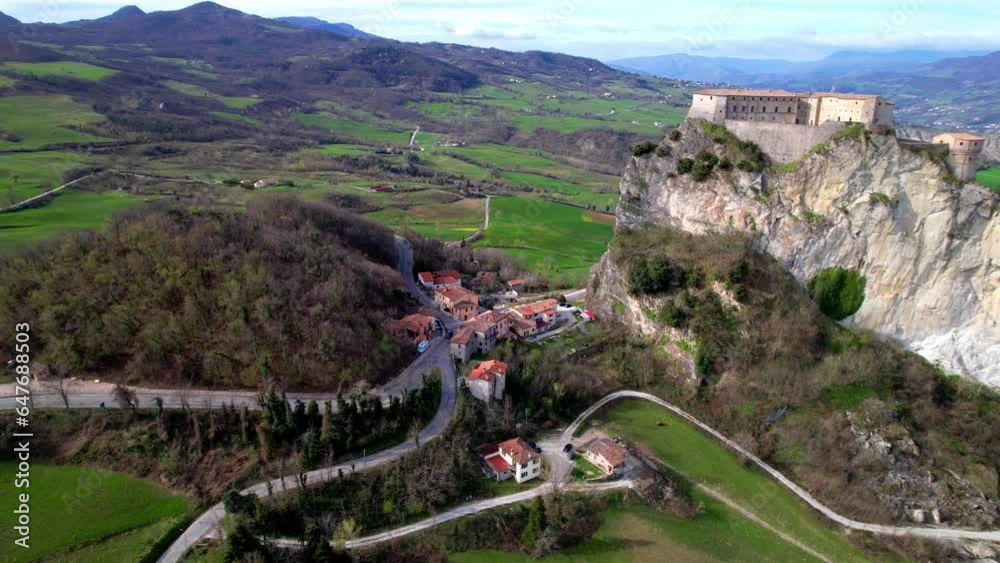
[440,21,535,40]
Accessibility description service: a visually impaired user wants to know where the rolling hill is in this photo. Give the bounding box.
[275,16,377,38]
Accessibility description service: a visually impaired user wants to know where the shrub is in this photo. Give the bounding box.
[676,158,694,174]
[718,158,733,171]
[802,210,823,224]
[869,192,893,206]
[669,129,682,142]
[695,149,719,167]
[658,301,687,328]
[655,145,672,158]
[633,141,657,157]
[808,267,866,320]
[691,160,714,181]
[736,159,756,172]
[628,256,684,295]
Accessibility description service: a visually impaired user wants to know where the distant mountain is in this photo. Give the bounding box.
[98,5,145,22]
[274,16,376,39]
[0,11,20,26]
[610,49,988,86]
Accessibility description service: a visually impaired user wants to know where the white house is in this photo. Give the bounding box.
[466,360,507,402]
[480,438,541,483]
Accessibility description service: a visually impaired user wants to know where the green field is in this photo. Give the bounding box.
[0,76,16,88]
[36,518,185,563]
[594,401,871,562]
[475,197,613,286]
[452,493,824,563]
[293,113,414,144]
[500,171,617,209]
[368,198,485,241]
[0,96,110,150]
[165,81,261,109]
[0,61,117,81]
[0,151,90,204]
[0,462,191,562]
[0,190,152,250]
[209,111,261,125]
[977,167,1000,192]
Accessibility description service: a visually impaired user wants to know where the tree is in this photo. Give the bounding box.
[676,158,694,174]
[112,383,138,412]
[807,267,866,320]
[46,378,71,409]
[223,521,264,563]
[153,396,164,417]
[521,496,547,550]
[303,522,336,563]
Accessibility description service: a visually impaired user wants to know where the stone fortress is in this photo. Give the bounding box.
[686,88,984,180]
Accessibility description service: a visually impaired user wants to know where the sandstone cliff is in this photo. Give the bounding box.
[598,119,999,387]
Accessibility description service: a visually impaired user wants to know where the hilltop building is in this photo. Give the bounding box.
[686,88,895,163]
[931,132,985,182]
[689,88,894,129]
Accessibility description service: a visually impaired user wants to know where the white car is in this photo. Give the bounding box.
[417,341,430,354]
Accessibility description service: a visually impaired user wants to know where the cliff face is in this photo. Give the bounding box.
[603,119,1000,387]
[897,126,1000,165]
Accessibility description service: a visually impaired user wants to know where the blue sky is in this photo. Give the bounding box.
[2,0,997,61]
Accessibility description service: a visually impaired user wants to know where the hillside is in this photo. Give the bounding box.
[275,16,377,38]
[586,223,1000,534]
[0,11,19,26]
[599,119,998,387]
[0,197,412,390]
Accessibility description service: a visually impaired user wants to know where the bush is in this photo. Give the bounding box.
[633,141,657,157]
[655,145,672,158]
[628,256,684,295]
[736,159,756,172]
[808,267,866,320]
[669,129,682,142]
[657,301,687,328]
[676,158,694,174]
[718,158,733,171]
[695,149,719,167]
[691,160,714,181]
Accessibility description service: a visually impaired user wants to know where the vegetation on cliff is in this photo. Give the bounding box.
[0,196,411,389]
[808,267,867,320]
[599,225,1000,534]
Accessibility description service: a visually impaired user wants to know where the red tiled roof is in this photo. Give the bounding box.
[418,272,433,283]
[584,437,627,468]
[420,270,462,285]
[469,360,508,381]
[516,299,558,317]
[486,455,512,472]
[450,326,474,345]
[498,437,538,465]
[436,286,478,305]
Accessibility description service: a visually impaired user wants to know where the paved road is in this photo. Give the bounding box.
[566,391,1000,543]
[0,173,95,213]
[155,238,461,563]
[271,480,631,551]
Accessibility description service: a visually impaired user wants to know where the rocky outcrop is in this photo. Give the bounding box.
[606,119,999,387]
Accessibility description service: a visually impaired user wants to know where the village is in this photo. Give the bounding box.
[381,267,625,486]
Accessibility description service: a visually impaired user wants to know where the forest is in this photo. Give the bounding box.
[0,196,413,389]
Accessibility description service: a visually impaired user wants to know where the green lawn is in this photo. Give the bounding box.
[0,189,153,251]
[571,457,603,480]
[0,75,16,88]
[209,111,261,125]
[0,151,90,204]
[976,167,1000,192]
[316,143,375,157]
[475,197,613,286]
[0,463,191,562]
[595,401,872,562]
[0,96,110,150]
[451,492,824,563]
[0,61,117,81]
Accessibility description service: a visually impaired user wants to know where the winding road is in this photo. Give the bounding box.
[153,237,461,563]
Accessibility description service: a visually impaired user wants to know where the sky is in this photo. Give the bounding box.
[2,0,998,61]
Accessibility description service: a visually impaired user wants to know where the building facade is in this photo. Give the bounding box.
[434,287,479,321]
[688,88,894,129]
[466,359,507,402]
[480,438,541,483]
[932,132,986,182]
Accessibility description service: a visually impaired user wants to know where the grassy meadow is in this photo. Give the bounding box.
[0,96,110,150]
[976,166,1000,192]
[0,190,153,250]
[0,462,191,563]
[592,400,873,562]
[474,197,614,286]
[0,61,117,81]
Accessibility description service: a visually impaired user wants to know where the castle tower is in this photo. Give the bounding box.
[932,132,985,182]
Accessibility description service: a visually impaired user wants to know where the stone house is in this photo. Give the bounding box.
[382,314,435,345]
[418,270,462,290]
[582,437,627,475]
[465,359,507,402]
[434,287,479,321]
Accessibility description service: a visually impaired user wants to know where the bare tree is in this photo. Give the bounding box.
[408,421,421,447]
[153,396,164,417]
[113,383,138,412]
[46,378,72,409]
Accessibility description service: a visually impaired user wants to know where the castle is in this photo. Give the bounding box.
[688,88,895,130]
[686,88,985,180]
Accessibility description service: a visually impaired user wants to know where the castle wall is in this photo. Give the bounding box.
[723,120,846,163]
[688,93,726,123]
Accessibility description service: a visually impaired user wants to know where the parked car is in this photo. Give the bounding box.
[417,341,430,354]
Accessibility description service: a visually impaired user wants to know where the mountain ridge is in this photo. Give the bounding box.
[275,16,376,39]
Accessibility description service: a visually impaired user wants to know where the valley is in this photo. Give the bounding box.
[0,3,998,563]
